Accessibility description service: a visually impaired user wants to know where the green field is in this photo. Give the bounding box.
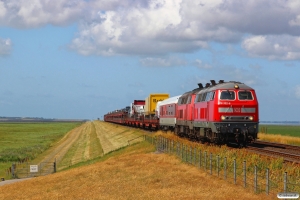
[0,122,82,179]
[259,124,300,137]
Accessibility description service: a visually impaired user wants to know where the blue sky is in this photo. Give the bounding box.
[0,0,300,121]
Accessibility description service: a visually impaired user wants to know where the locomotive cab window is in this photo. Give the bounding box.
[205,92,211,101]
[220,90,235,100]
[201,93,207,101]
[210,91,215,100]
[196,94,203,102]
[178,97,183,105]
[186,95,192,104]
[238,91,253,100]
[179,96,189,104]
[194,94,199,102]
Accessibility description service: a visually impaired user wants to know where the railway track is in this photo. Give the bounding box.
[247,140,300,164]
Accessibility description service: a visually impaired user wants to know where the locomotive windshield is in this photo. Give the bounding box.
[220,91,235,100]
[238,91,253,100]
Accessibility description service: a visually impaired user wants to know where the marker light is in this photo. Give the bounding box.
[221,116,226,121]
[249,116,253,121]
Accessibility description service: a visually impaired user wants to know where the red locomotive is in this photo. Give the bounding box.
[104,80,259,146]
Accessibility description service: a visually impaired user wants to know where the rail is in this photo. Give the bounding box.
[247,140,300,164]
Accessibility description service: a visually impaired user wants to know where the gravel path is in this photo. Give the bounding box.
[0,178,33,186]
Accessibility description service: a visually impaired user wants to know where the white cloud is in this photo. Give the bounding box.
[289,15,300,26]
[295,85,300,99]
[242,35,300,60]
[70,0,210,56]
[70,0,300,56]
[0,0,85,28]
[287,0,300,27]
[0,38,12,56]
[0,2,7,18]
[1,0,300,58]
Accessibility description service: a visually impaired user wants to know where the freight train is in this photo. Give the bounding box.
[104,80,259,146]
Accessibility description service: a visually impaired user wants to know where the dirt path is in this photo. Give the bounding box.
[11,122,89,178]
[40,122,90,164]
[32,122,91,174]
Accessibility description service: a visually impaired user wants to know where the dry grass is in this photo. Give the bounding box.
[0,142,271,200]
[153,131,300,188]
[258,132,300,145]
[58,121,103,169]
[93,121,144,154]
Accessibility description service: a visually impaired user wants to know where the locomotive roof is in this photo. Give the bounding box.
[207,81,254,91]
[180,81,254,97]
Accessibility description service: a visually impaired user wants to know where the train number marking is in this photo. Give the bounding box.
[234,108,241,113]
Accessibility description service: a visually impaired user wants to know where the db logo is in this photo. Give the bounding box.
[234,108,241,113]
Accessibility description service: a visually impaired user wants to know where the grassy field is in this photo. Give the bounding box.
[0,122,82,178]
[258,124,300,145]
[259,124,300,137]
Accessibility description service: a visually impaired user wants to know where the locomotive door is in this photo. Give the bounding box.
[205,92,212,122]
[186,95,192,121]
[206,91,215,122]
[206,102,209,122]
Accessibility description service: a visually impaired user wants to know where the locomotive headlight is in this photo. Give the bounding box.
[249,116,253,121]
[221,115,226,121]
